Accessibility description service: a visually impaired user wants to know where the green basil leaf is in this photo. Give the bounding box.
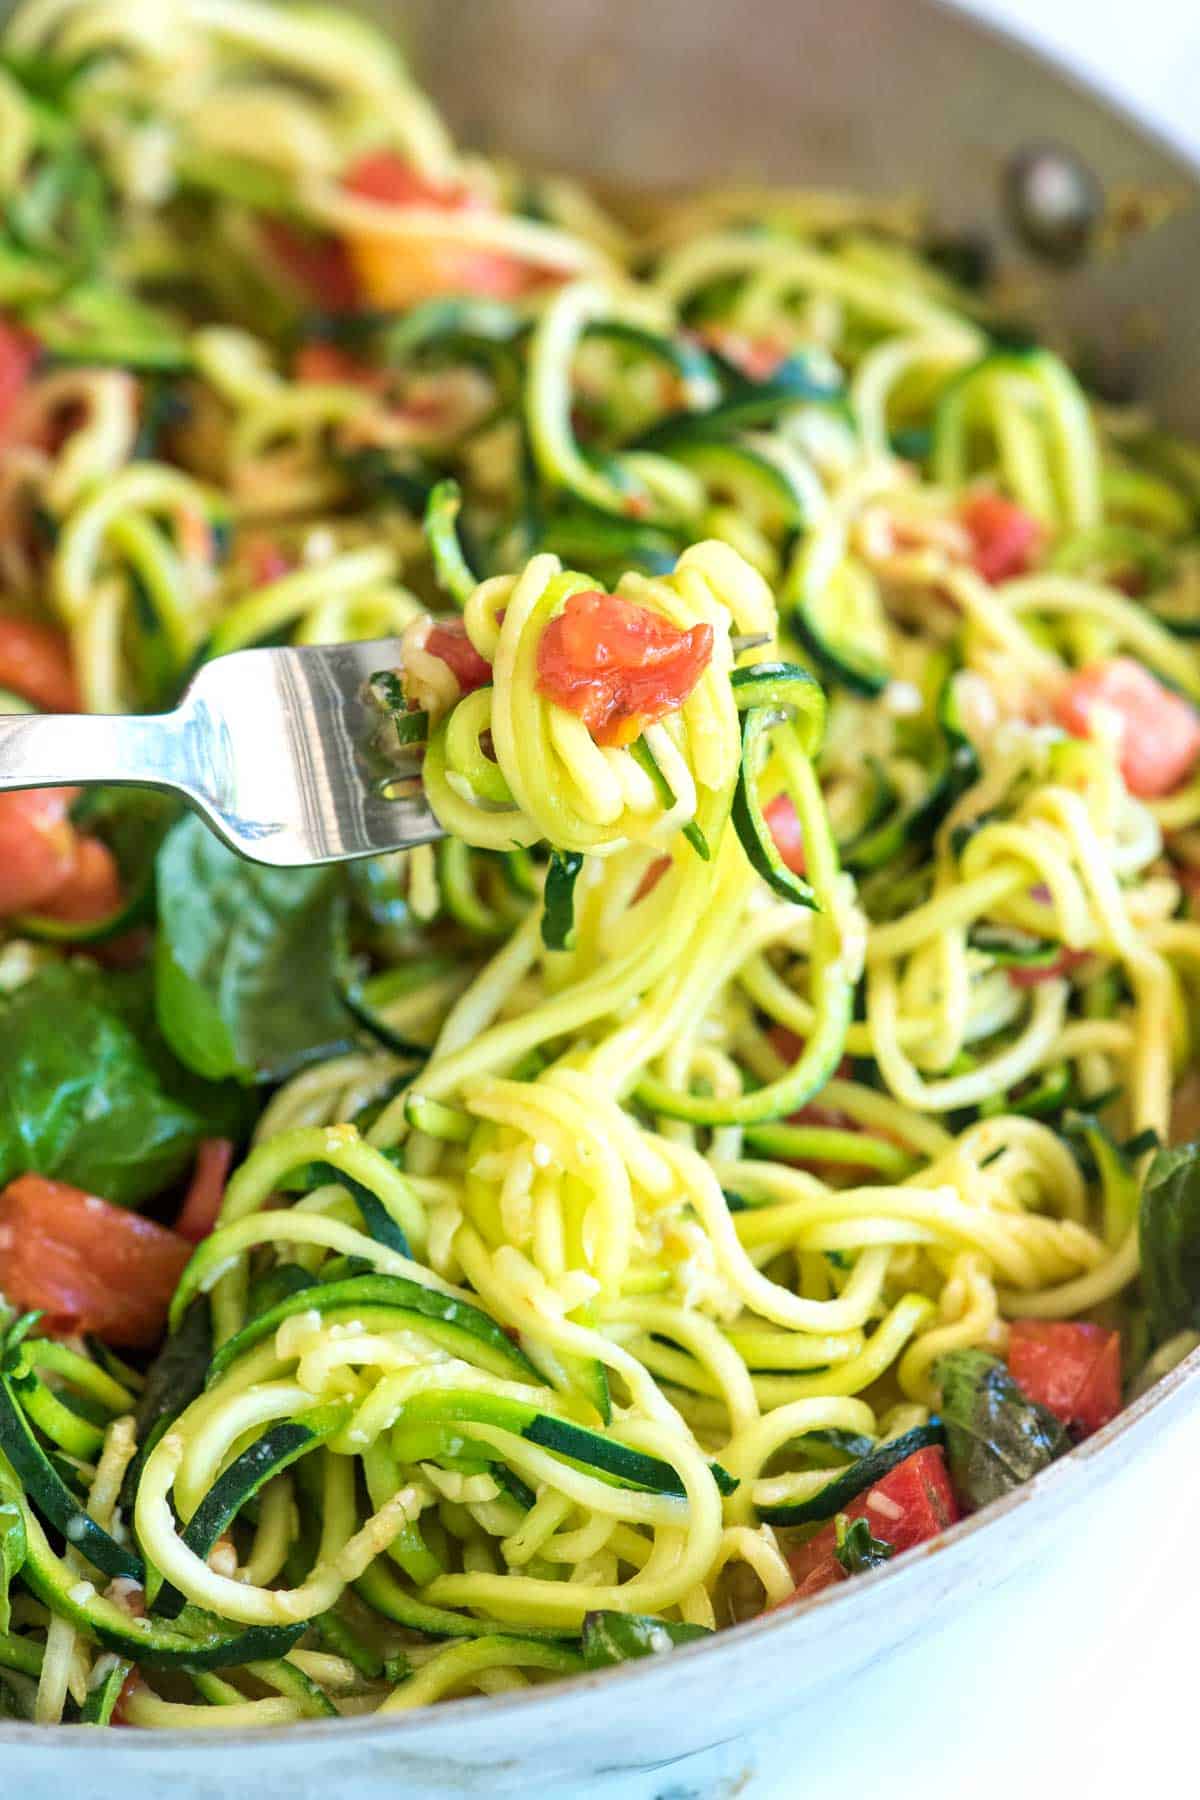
[154,814,354,1084]
[935,1348,1069,1511]
[0,963,241,1207]
[581,1610,711,1668]
[833,1514,894,1575]
[1139,1140,1200,1343]
[541,851,583,952]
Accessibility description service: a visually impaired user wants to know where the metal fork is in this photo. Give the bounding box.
[0,638,439,867]
[0,630,774,867]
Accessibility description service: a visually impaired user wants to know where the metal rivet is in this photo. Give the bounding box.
[1005,143,1103,265]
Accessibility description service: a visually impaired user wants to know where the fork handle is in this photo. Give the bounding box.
[0,709,193,795]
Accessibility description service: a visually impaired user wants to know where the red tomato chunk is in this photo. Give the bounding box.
[1007,1319,1121,1439]
[175,1138,235,1245]
[343,152,531,308]
[34,834,122,926]
[0,318,39,438]
[0,789,80,915]
[1007,948,1088,989]
[1055,657,1200,798]
[0,1175,192,1348]
[0,616,80,712]
[763,792,806,876]
[784,1446,959,1600]
[536,590,713,748]
[425,618,492,694]
[259,218,359,313]
[961,491,1042,584]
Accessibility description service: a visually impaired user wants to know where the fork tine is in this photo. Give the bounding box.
[179,637,443,867]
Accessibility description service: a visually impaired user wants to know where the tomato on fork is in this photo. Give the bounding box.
[536,590,713,748]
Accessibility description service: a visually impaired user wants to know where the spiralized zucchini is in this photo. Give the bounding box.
[1,0,1200,1733]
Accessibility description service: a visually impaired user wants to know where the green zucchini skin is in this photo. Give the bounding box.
[384,1387,737,1498]
[78,1657,132,1725]
[151,1412,342,1622]
[120,1299,213,1514]
[0,1377,143,1584]
[757,1422,944,1526]
[18,1506,305,1670]
[638,351,843,448]
[206,1273,540,1387]
[729,662,826,903]
[541,850,584,951]
[424,478,478,607]
[628,735,710,861]
[842,679,978,874]
[968,923,1061,967]
[354,1557,576,1642]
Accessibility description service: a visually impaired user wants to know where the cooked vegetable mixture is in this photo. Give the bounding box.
[0,0,1199,1731]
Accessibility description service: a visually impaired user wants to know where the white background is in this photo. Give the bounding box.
[595,6,1200,1797]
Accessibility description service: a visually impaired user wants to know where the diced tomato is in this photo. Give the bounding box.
[763,792,806,877]
[244,537,293,588]
[174,1138,235,1245]
[32,835,122,927]
[696,326,788,382]
[536,590,713,749]
[425,618,492,694]
[0,615,80,712]
[1007,947,1088,989]
[0,1176,192,1349]
[1007,1319,1121,1439]
[0,788,80,915]
[961,491,1043,584]
[112,1667,146,1726]
[1055,658,1200,798]
[258,217,360,312]
[691,326,786,381]
[783,1446,959,1602]
[292,340,384,390]
[342,151,531,309]
[0,319,40,439]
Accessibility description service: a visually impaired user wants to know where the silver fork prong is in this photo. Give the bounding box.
[179,637,443,866]
[0,636,444,868]
[730,632,772,653]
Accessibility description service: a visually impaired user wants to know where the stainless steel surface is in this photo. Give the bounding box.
[395,0,1200,431]
[7,1,1200,1792]
[0,637,442,866]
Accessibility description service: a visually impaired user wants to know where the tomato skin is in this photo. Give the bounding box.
[258,217,359,312]
[1007,947,1087,989]
[763,792,806,876]
[0,1176,192,1349]
[1007,1319,1121,1439]
[536,590,713,748]
[783,1446,959,1601]
[175,1138,235,1245]
[112,1667,146,1726]
[961,491,1043,583]
[0,319,40,438]
[33,835,122,926]
[697,327,788,382]
[0,616,80,712]
[293,340,383,389]
[1055,657,1200,798]
[425,619,492,694]
[343,152,529,308]
[0,788,81,915]
[244,536,293,588]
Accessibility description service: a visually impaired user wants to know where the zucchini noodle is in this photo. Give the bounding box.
[0,0,1198,1733]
